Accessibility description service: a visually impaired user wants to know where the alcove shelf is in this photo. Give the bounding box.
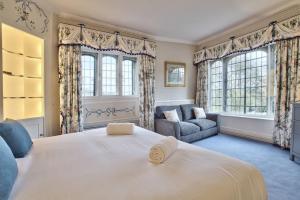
[1,23,44,122]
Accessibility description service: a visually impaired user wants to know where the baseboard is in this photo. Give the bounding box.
[220,126,273,143]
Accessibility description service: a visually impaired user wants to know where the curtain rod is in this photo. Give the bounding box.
[59,22,154,43]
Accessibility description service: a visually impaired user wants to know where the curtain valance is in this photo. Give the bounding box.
[58,23,156,58]
[194,14,300,64]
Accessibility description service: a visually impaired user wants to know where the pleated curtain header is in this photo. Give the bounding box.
[58,23,156,58]
[194,14,300,64]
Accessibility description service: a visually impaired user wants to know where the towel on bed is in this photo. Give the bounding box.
[149,136,178,164]
[106,123,135,135]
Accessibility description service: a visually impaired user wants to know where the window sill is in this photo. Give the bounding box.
[83,96,138,102]
[218,113,274,121]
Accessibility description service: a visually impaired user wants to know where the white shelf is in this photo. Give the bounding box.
[1,23,44,120]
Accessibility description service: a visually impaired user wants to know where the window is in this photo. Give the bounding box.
[81,54,96,97]
[208,45,275,117]
[209,61,223,112]
[102,55,117,95]
[81,49,137,97]
[226,54,246,114]
[122,59,135,96]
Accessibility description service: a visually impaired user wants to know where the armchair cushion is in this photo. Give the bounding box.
[155,106,183,121]
[187,119,217,131]
[163,109,180,122]
[180,104,197,121]
[179,122,200,136]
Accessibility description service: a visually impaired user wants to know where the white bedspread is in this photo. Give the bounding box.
[10,127,267,200]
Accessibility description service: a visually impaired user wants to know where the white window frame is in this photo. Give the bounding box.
[208,45,275,118]
[81,52,98,97]
[81,47,138,99]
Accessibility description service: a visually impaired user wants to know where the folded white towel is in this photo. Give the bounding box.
[149,136,178,164]
[106,123,135,135]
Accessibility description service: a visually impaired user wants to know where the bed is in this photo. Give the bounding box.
[10,126,267,200]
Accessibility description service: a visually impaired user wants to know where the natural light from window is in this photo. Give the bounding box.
[208,45,275,117]
[81,50,137,97]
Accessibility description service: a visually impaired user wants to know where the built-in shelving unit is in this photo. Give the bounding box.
[1,23,44,121]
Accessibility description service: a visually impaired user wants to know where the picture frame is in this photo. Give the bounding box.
[164,61,186,87]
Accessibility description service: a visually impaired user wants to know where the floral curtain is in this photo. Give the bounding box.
[58,23,157,133]
[195,62,208,111]
[194,14,300,64]
[58,45,83,134]
[138,55,155,130]
[273,38,300,148]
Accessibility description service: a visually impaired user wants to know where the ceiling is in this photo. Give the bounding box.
[45,0,299,44]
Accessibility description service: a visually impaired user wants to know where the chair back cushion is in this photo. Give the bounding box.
[0,120,33,158]
[163,109,180,122]
[180,104,198,121]
[155,106,183,121]
[193,107,206,119]
[0,137,18,200]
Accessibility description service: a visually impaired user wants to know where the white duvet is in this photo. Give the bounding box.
[10,127,267,200]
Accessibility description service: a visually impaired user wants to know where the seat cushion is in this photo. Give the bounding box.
[0,120,32,158]
[155,106,183,121]
[187,119,217,131]
[180,104,197,121]
[0,137,18,200]
[179,122,200,136]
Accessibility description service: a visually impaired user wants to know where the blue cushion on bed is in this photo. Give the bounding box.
[0,120,32,158]
[0,136,18,200]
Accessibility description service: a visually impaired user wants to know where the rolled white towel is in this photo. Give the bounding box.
[106,123,135,135]
[149,136,178,164]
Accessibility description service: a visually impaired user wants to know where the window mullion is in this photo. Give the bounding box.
[118,55,122,96]
[98,53,102,96]
[267,45,271,116]
[223,59,227,113]
[207,62,211,112]
[244,54,247,114]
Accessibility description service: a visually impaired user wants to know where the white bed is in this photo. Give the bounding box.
[10,127,267,200]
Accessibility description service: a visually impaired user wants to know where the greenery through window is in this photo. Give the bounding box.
[81,48,137,97]
[81,54,96,97]
[209,61,223,112]
[208,45,275,116]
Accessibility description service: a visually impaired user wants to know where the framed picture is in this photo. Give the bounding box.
[164,61,186,87]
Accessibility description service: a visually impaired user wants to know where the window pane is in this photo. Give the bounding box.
[226,54,245,114]
[122,59,135,96]
[81,54,96,96]
[102,55,117,95]
[209,61,223,112]
[245,50,268,115]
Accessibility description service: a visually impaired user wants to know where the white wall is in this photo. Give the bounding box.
[219,115,274,143]
[155,41,196,105]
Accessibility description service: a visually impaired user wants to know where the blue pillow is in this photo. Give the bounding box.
[0,137,18,200]
[0,120,33,158]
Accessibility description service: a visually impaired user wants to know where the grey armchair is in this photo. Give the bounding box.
[154,104,218,143]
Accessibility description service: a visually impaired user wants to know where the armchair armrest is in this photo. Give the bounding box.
[206,113,219,132]
[154,119,181,140]
[206,113,219,123]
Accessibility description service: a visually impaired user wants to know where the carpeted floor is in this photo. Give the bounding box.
[193,134,300,200]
